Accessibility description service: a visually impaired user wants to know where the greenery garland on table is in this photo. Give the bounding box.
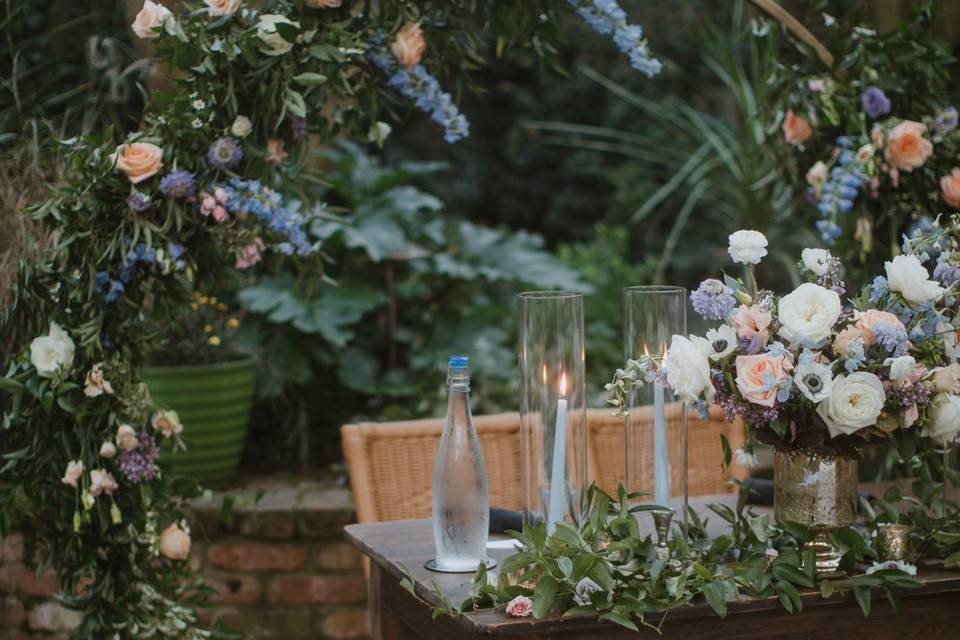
[0,0,660,637]
[420,472,959,630]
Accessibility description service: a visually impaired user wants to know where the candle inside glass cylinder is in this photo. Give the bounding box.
[547,373,568,533]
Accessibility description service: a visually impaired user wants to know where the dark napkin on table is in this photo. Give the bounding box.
[489,507,527,534]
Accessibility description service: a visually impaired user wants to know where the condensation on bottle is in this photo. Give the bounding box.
[431,355,490,571]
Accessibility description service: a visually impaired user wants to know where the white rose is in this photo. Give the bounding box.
[801,248,832,276]
[131,1,172,40]
[230,115,252,138]
[257,14,299,56]
[884,355,916,381]
[925,393,960,445]
[367,121,392,147]
[938,322,960,363]
[932,364,960,394]
[855,144,875,164]
[704,325,738,361]
[204,0,242,17]
[116,425,139,451]
[795,360,834,402]
[29,322,75,378]
[885,254,944,306]
[664,335,715,404]
[777,283,842,346]
[806,161,828,189]
[728,230,768,265]
[816,372,886,438]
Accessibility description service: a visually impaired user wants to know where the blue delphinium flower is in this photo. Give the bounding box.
[367,35,469,144]
[861,86,891,119]
[845,341,866,373]
[159,170,196,199]
[216,178,314,255]
[873,322,909,357]
[569,0,662,77]
[690,279,736,320]
[814,138,867,245]
[933,252,960,287]
[206,137,243,170]
[869,276,889,303]
[934,106,958,134]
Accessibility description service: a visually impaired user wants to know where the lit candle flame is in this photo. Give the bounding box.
[559,372,567,397]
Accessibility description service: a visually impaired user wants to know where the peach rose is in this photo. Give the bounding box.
[832,325,864,357]
[782,110,812,146]
[111,142,163,184]
[855,309,906,346]
[159,522,192,561]
[131,1,172,40]
[730,305,772,349]
[204,0,242,16]
[735,353,792,407]
[391,22,426,68]
[505,595,533,618]
[306,0,342,6]
[884,120,933,172]
[940,168,960,208]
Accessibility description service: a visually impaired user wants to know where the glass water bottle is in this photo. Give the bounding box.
[429,355,492,572]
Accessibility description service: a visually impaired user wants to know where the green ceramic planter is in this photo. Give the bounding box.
[141,357,256,485]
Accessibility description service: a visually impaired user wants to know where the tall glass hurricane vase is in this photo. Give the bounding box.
[517,292,587,532]
[623,286,688,526]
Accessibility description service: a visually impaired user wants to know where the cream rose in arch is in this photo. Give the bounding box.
[777,283,841,347]
[131,1,172,40]
[816,372,886,438]
[734,353,792,407]
[84,363,114,398]
[30,322,75,378]
[391,22,426,68]
[305,0,343,7]
[257,14,300,56]
[111,142,164,184]
[884,120,933,172]
[152,410,183,439]
[231,115,253,138]
[204,0,242,17]
[159,522,192,561]
[806,161,828,191]
[885,254,944,306]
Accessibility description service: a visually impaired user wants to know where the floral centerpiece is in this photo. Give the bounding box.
[609,228,960,463]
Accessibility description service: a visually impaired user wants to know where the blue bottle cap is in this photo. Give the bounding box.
[448,355,469,370]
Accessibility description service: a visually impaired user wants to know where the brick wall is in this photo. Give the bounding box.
[0,478,370,640]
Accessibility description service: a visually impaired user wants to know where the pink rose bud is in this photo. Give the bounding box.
[214,187,229,205]
[212,206,228,223]
[505,595,533,618]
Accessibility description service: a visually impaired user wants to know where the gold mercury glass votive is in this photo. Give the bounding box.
[875,523,913,561]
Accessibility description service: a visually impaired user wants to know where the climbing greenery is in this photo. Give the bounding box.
[0,0,662,636]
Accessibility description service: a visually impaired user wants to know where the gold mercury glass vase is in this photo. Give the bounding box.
[773,447,859,579]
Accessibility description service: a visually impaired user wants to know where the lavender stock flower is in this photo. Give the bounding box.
[117,430,160,483]
[861,86,891,119]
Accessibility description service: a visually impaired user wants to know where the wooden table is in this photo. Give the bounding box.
[345,495,959,639]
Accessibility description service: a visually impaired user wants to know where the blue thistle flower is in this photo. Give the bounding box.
[690,279,736,320]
